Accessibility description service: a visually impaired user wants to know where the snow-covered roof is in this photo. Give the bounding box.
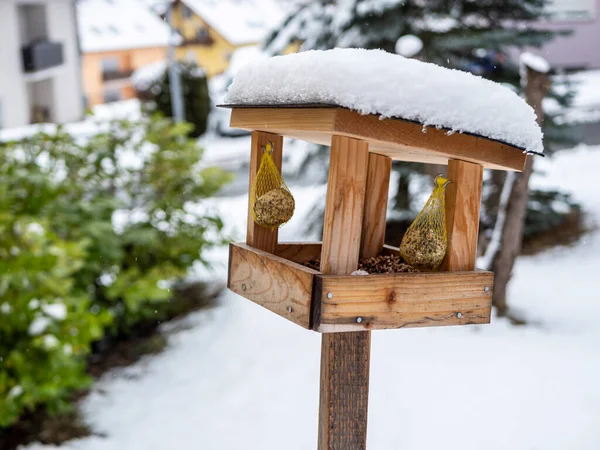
[225,49,544,154]
[77,0,174,53]
[182,0,285,46]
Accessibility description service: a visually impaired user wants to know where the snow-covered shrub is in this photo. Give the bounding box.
[0,114,231,426]
[139,61,211,138]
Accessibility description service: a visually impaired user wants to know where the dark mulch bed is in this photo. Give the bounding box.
[0,282,223,450]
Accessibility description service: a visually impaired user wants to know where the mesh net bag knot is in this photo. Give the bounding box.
[251,141,295,229]
[399,175,451,271]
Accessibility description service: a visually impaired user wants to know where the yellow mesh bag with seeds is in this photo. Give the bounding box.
[251,142,295,229]
[399,175,451,271]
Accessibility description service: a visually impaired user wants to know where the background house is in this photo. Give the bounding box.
[169,0,294,77]
[0,0,83,129]
[78,0,173,106]
[540,0,600,70]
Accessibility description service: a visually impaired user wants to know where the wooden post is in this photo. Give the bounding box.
[442,159,484,271]
[246,131,283,253]
[360,153,392,259]
[319,135,370,450]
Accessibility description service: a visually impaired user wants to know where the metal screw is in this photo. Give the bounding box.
[457,312,463,318]
[327,292,333,299]
[356,317,363,323]
[242,284,247,291]
[484,286,490,293]
[287,306,293,313]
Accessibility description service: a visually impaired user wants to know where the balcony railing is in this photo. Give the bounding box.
[22,41,64,73]
[102,69,135,82]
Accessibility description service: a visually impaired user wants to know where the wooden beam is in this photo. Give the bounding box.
[441,160,484,272]
[275,242,322,264]
[315,270,493,332]
[360,153,392,259]
[228,243,317,329]
[246,131,283,254]
[318,135,370,450]
[229,107,527,171]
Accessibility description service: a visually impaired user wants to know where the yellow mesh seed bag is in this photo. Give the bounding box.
[251,142,295,229]
[399,175,450,271]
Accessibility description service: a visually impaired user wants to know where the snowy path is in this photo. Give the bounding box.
[25,146,600,450]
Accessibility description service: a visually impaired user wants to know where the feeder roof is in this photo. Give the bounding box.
[224,48,543,159]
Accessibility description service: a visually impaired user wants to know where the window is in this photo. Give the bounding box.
[182,5,193,20]
[196,27,209,39]
[545,0,596,21]
[101,57,119,74]
[103,88,121,103]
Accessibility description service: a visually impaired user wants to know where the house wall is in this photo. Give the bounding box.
[171,3,239,77]
[82,46,167,106]
[0,1,29,128]
[46,0,84,123]
[539,0,600,70]
[0,0,83,129]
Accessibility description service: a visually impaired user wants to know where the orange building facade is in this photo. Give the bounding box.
[82,46,167,107]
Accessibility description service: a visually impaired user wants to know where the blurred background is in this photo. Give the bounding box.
[0,0,599,449]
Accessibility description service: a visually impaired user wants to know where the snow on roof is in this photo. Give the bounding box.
[182,0,285,46]
[77,0,174,53]
[225,48,544,153]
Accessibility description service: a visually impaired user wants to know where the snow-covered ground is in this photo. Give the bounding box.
[22,144,600,450]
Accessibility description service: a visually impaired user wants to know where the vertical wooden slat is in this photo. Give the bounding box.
[246,131,283,253]
[360,153,392,259]
[441,159,484,271]
[319,135,370,450]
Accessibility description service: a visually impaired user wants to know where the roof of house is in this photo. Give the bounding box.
[77,0,174,53]
[182,0,286,46]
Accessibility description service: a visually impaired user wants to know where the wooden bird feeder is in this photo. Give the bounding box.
[223,104,528,449]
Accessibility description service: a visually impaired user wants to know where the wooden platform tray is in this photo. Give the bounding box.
[225,106,527,172]
[228,242,493,333]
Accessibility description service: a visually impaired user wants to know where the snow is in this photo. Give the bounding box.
[182,0,286,46]
[520,52,551,74]
[546,70,600,125]
[21,144,600,450]
[226,49,544,153]
[131,61,167,92]
[395,35,423,58]
[77,0,176,53]
[41,303,68,321]
[28,317,52,336]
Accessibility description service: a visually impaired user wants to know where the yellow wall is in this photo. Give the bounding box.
[171,3,238,77]
[82,46,167,106]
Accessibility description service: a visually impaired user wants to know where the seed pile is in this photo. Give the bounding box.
[253,188,295,228]
[303,255,417,274]
[399,227,446,271]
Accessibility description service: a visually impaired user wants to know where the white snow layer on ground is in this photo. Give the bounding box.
[23,145,600,450]
[225,48,544,153]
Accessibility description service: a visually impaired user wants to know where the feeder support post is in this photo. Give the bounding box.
[361,153,392,259]
[247,131,283,253]
[319,136,378,450]
[442,159,484,272]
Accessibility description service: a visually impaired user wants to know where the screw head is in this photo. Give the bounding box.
[287,306,293,313]
[457,312,463,319]
[356,317,363,323]
[326,292,333,299]
[242,284,247,291]
[484,286,490,293]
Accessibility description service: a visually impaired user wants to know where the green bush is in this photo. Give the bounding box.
[150,61,211,138]
[0,114,231,427]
